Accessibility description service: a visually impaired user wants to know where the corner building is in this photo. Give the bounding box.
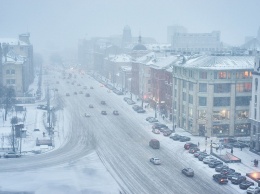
[172,55,253,137]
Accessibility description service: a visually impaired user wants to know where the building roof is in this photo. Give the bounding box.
[150,55,179,70]
[180,55,254,70]
[132,43,147,51]
[106,54,132,63]
[0,38,28,46]
[2,50,25,64]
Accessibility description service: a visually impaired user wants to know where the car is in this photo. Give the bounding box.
[34,128,40,131]
[198,153,209,161]
[150,157,161,165]
[170,134,181,141]
[163,130,173,136]
[223,143,233,149]
[148,118,158,123]
[132,105,141,111]
[152,123,167,129]
[66,93,70,96]
[203,157,217,164]
[101,101,106,105]
[189,147,200,154]
[194,151,204,158]
[3,152,21,158]
[146,116,154,121]
[158,126,170,132]
[247,186,260,194]
[136,109,146,113]
[124,97,130,102]
[90,86,94,89]
[212,174,228,184]
[74,92,77,95]
[89,104,94,108]
[113,110,119,115]
[179,136,191,142]
[239,180,254,190]
[127,99,136,105]
[85,113,90,117]
[182,168,194,177]
[215,164,229,172]
[231,175,246,185]
[227,172,241,180]
[101,111,107,115]
[221,168,235,175]
[85,93,90,97]
[184,142,197,150]
[208,160,223,168]
[152,128,160,134]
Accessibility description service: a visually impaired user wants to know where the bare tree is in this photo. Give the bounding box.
[10,116,18,152]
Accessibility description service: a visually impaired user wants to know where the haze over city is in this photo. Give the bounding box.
[1,0,260,54]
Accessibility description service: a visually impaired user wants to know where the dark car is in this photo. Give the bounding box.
[213,174,228,184]
[146,116,154,121]
[101,101,106,105]
[148,118,158,123]
[89,104,94,108]
[182,168,194,177]
[124,97,130,102]
[189,147,200,154]
[231,175,246,185]
[85,93,90,97]
[223,143,233,149]
[179,136,191,142]
[136,108,146,113]
[184,142,197,150]
[127,99,136,105]
[227,172,241,180]
[152,123,167,129]
[101,111,107,115]
[208,160,223,168]
[113,110,119,115]
[194,151,204,158]
[233,142,246,148]
[221,168,235,175]
[239,180,254,190]
[198,153,209,161]
[215,165,229,172]
[163,130,173,136]
[170,134,181,141]
[132,105,141,111]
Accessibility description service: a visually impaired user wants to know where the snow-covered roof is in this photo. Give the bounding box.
[0,38,28,46]
[150,55,179,70]
[106,54,132,63]
[146,44,171,51]
[2,50,26,64]
[180,55,254,70]
[121,65,132,72]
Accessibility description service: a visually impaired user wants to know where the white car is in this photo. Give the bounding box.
[203,156,216,164]
[3,152,21,158]
[247,186,260,194]
[150,157,161,165]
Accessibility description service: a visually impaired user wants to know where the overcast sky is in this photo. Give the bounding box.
[1,0,260,54]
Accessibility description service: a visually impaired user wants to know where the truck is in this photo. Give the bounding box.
[149,139,160,149]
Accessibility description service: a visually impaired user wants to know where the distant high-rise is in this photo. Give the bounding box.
[167,25,187,43]
[122,25,132,47]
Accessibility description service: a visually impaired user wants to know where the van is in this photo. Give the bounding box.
[149,139,160,149]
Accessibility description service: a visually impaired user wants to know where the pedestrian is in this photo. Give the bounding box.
[198,142,200,147]
[231,148,233,154]
[240,145,243,151]
[162,115,165,120]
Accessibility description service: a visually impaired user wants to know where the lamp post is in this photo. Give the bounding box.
[155,102,158,118]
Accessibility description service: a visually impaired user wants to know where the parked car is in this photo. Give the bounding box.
[184,142,197,150]
[182,168,194,177]
[163,130,173,136]
[4,152,21,158]
[215,164,229,172]
[170,134,181,141]
[231,175,246,185]
[85,113,90,117]
[89,104,94,108]
[203,157,217,164]
[189,147,200,154]
[74,92,77,95]
[152,123,167,129]
[101,111,107,115]
[150,157,161,165]
[179,136,191,142]
[101,101,106,105]
[146,116,154,121]
[227,172,241,180]
[127,99,136,105]
[239,180,254,190]
[90,86,94,89]
[221,168,235,175]
[113,110,119,115]
[247,186,260,194]
[124,97,130,102]
[152,128,160,134]
[233,142,247,148]
[198,153,209,161]
[85,93,90,97]
[223,143,233,149]
[136,108,146,113]
[208,160,223,168]
[148,118,158,123]
[66,93,70,96]
[132,105,141,111]
[193,151,204,158]
[212,174,228,184]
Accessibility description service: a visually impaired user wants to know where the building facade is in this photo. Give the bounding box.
[172,56,253,137]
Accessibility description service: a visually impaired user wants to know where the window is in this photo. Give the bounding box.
[189,70,193,78]
[235,96,251,106]
[199,83,207,92]
[212,124,229,136]
[11,70,15,74]
[234,123,250,135]
[183,80,186,89]
[199,97,207,106]
[199,71,207,79]
[11,79,15,84]
[6,70,10,74]
[212,110,230,121]
[188,107,193,117]
[214,71,231,79]
[236,71,252,79]
[189,82,193,91]
[6,79,10,84]
[214,83,231,93]
[235,110,249,120]
[189,95,193,104]
[198,110,207,120]
[236,83,252,92]
[255,78,258,91]
[183,92,186,101]
[214,97,230,106]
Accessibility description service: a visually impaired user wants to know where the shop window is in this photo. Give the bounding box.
[235,110,249,120]
[212,110,230,121]
[198,110,207,120]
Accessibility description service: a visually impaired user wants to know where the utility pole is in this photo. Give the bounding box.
[47,85,51,135]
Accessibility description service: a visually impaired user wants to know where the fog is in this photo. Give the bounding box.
[1,0,260,55]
